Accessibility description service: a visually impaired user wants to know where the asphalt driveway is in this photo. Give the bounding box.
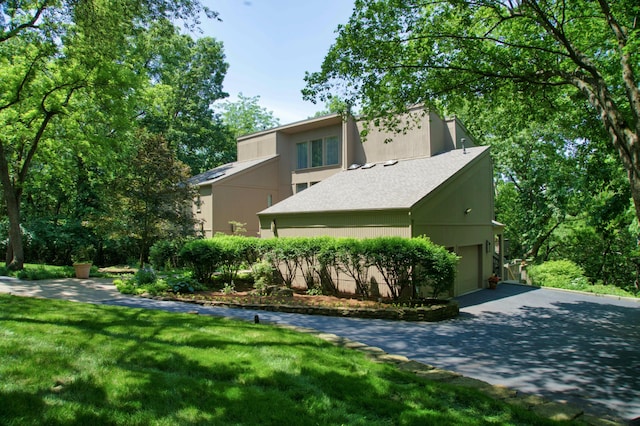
[1,278,638,421]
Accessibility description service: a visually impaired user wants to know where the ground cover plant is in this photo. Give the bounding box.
[0,295,564,426]
[527,260,638,298]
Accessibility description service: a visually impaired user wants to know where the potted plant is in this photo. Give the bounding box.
[72,245,96,279]
[487,274,500,289]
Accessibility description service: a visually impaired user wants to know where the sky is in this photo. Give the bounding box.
[199,0,355,124]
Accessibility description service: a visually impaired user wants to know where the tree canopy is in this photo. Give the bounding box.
[138,19,234,174]
[0,0,214,269]
[304,0,640,223]
[218,93,280,138]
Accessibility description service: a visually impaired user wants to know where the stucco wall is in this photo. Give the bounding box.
[195,158,280,237]
[411,152,495,293]
[237,133,278,162]
[259,211,411,239]
[288,123,344,191]
[355,111,431,163]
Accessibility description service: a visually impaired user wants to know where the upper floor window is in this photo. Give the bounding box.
[296,136,339,169]
[295,182,308,193]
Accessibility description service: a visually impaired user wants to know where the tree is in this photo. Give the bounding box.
[310,97,349,118]
[139,19,234,174]
[0,0,211,269]
[218,93,280,138]
[121,131,195,266]
[303,0,640,224]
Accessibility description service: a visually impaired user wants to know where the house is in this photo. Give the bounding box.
[190,106,503,295]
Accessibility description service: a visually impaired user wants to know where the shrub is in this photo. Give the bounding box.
[315,237,341,295]
[114,276,168,296]
[528,260,590,289]
[260,238,301,287]
[166,275,201,294]
[334,238,371,298]
[251,259,275,295]
[179,239,222,284]
[135,267,157,286]
[365,237,416,300]
[180,236,262,285]
[149,239,184,270]
[411,237,458,299]
[215,236,260,284]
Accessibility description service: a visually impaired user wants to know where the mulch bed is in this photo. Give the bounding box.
[163,284,459,322]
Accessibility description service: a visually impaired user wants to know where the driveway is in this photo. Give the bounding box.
[1,278,638,421]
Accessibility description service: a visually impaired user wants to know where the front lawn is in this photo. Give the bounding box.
[0,295,562,425]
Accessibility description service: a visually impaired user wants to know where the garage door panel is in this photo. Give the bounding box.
[456,245,480,295]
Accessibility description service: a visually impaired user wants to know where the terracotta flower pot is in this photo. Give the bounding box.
[73,263,92,279]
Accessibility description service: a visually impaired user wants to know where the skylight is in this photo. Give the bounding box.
[348,163,362,170]
[209,171,226,180]
[361,163,376,169]
[383,160,398,167]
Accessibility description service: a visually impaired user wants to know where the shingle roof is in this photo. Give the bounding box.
[259,146,489,215]
[189,155,278,186]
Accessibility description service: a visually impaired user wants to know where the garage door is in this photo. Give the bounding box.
[456,245,481,295]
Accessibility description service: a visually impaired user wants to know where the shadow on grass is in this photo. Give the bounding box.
[0,294,555,426]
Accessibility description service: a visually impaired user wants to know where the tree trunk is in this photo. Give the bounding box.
[0,145,24,270]
[628,166,640,229]
[1,184,24,270]
[524,222,561,260]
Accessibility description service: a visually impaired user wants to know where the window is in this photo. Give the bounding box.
[296,136,340,169]
[325,136,339,165]
[297,142,308,169]
[311,139,323,167]
[295,183,308,193]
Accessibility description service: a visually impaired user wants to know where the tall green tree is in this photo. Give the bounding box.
[0,0,211,269]
[218,93,280,138]
[139,19,234,174]
[304,0,640,224]
[120,131,195,266]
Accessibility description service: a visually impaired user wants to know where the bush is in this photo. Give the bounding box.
[176,236,458,300]
[149,239,184,270]
[365,237,416,300]
[114,275,169,296]
[166,275,201,294]
[260,238,301,287]
[215,236,260,284]
[528,260,590,289]
[251,260,275,295]
[334,238,371,298]
[179,236,262,285]
[179,239,222,284]
[411,237,458,299]
[135,267,157,286]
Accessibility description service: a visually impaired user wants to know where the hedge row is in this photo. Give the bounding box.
[171,235,458,300]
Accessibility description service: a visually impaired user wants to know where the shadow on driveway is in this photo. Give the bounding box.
[456,282,540,308]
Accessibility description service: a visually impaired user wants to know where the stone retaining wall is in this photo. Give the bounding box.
[164,297,459,321]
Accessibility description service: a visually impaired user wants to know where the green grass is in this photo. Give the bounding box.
[527,260,639,298]
[0,262,119,280]
[0,263,77,280]
[0,295,564,426]
[538,280,639,298]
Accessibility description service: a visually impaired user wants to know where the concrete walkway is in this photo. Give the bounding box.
[1,277,638,424]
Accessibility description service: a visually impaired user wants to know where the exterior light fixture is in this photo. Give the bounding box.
[464,208,472,215]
